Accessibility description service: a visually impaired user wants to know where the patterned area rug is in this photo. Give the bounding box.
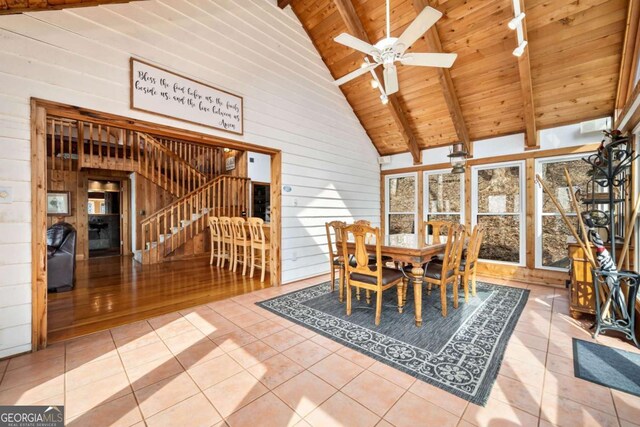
[257,280,529,406]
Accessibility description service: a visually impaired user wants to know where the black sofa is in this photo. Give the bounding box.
[47,222,76,292]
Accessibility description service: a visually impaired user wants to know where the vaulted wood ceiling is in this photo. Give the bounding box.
[287,0,630,157]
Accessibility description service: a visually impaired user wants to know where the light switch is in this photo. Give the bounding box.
[0,187,13,204]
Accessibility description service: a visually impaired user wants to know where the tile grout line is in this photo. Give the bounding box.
[108,328,146,425]
[535,285,555,427]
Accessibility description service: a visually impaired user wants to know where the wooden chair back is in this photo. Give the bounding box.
[219,217,233,241]
[247,217,266,244]
[231,217,247,241]
[440,223,465,273]
[325,221,347,261]
[466,224,485,267]
[341,223,382,284]
[208,216,221,238]
[424,220,453,244]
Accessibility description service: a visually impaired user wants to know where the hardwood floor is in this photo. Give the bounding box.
[47,256,272,343]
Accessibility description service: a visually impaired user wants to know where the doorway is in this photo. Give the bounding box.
[88,179,122,258]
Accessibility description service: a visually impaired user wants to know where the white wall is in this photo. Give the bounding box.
[0,0,380,358]
[381,121,608,170]
[247,151,271,183]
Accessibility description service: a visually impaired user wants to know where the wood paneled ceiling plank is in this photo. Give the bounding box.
[412,0,471,154]
[333,0,422,164]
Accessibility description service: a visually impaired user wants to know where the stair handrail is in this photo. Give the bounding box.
[136,132,208,181]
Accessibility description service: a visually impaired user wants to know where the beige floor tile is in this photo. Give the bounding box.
[187,354,244,390]
[65,354,126,391]
[336,347,376,369]
[273,371,337,417]
[173,339,226,369]
[228,340,278,369]
[65,330,114,354]
[66,393,142,427]
[162,328,208,353]
[503,342,547,366]
[613,389,640,423]
[306,391,380,427]
[134,372,200,418]
[212,329,258,352]
[310,335,344,352]
[119,340,173,370]
[367,361,416,389]
[150,315,201,341]
[499,356,546,388]
[342,370,404,417]
[262,328,307,352]
[6,344,64,371]
[282,340,332,368]
[111,321,160,351]
[0,356,64,391]
[65,371,132,419]
[384,392,459,427]
[462,397,538,427]
[203,371,268,417]
[544,352,574,377]
[125,355,185,391]
[543,371,616,415]
[510,330,549,352]
[488,374,542,416]
[247,319,286,339]
[226,392,301,427]
[308,353,364,389]
[288,324,317,339]
[145,392,221,427]
[248,353,305,389]
[0,375,64,405]
[66,338,118,370]
[228,311,267,328]
[539,392,619,427]
[408,379,468,417]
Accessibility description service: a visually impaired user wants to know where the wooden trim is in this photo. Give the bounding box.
[413,0,470,154]
[333,0,422,164]
[129,58,244,136]
[525,157,535,269]
[514,0,538,149]
[270,152,282,286]
[0,0,137,15]
[616,82,640,132]
[32,99,275,155]
[277,0,291,8]
[615,0,640,113]
[417,172,424,244]
[31,100,48,352]
[380,175,386,236]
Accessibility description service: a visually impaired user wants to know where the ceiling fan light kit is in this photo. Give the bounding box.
[332,0,457,103]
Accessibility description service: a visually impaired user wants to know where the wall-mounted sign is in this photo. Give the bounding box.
[225,156,236,171]
[130,58,243,135]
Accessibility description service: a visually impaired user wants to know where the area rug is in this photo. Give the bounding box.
[573,339,640,397]
[257,280,529,405]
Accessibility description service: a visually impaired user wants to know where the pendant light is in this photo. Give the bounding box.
[448,143,468,174]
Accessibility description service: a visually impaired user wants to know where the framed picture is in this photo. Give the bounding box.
[47,191,71,216]
[225,156,236,171]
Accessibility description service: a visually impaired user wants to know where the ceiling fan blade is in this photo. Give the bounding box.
[334,63,378,86]
[400,52,458,68]
[395,7,442,53]
[334,33,377,55]
[384,64,399,95]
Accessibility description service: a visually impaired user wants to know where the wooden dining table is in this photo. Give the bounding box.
[340,234,446,327]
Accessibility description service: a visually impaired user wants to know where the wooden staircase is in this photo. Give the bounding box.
[140,175,250,264]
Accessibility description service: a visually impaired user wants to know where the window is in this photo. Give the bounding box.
[472,162,525,265]
[424,170,464,242]
[385,173,417,235]
[535,155,593,270]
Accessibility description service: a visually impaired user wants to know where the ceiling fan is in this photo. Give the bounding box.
[333,1,457,96]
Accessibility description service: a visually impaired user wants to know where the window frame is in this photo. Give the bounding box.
[423,169,465,225]
[534,153,589,271]
[385,172,418,236]
[471,160,526,267]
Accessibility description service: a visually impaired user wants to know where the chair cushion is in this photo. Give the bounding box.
[424,263,454,280]
[350,267,404,286]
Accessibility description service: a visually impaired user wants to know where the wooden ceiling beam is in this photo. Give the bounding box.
[277,0,292,9]
[412,0,471,156]
[0,0,137,15]
[513,0,538,149]
[333,0,422,164]
[614,0,640,117]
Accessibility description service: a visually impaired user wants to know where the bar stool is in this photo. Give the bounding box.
[208,216,222,267]
[231,217,251,275]
[218,217,233,270]
[248,217,269,282]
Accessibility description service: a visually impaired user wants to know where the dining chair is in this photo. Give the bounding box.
[424,220,452,244]
[325,221,347,302]
[341,222,405,325]
[208,216,222,267]
[422,223,465,317]
[218,217,234,270]
[248,217,269,282]
[231,217,251,275]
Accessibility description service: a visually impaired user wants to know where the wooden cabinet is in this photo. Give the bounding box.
[568,243,635,318]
